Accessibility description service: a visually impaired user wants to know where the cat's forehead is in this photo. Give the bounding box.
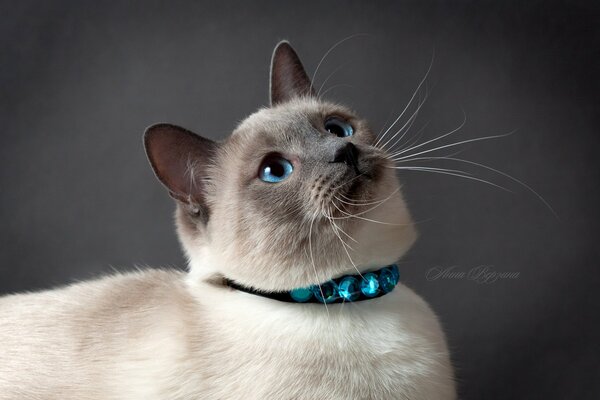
[231,98,355,141]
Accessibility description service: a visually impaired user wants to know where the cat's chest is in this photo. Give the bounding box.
[186,284,453,399]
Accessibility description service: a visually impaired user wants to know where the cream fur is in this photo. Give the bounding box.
[0,269,454,399]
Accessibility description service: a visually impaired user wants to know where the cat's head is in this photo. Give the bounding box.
[145,42,416,291]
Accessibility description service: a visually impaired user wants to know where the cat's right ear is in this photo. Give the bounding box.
[270,41,315,106]
[144,123,217,218]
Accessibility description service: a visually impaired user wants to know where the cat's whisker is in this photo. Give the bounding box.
[374,51,434,148]
[331,172,366,191]
[334,189,400,209]
[337,193,375,203]
[329,217,359,245]
[307,212,329,316]
[389,131,513,161]
[385,120,430,156]
[387,109,468,159]
[395,156,558,217]
[329,208,360,247]
[324,206,365,281]
[339,296,347,312]
[381,113,429,156]
[327,217,355,254]
[332,188,400,218]
[375,109,399,142]
[335,195,392,207]
[337,189,396,206]
[392,165,474,176]
[329,200,407,225]
[388,166,511,192]
[378,88,429,152]
[390,147,467,164]
[327,215,356,251]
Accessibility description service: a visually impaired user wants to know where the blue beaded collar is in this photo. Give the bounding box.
[225,264,399,304]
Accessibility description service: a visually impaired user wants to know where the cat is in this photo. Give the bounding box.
[0,41,456,399]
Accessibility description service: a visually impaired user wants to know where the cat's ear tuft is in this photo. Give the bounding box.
[270,41,315,106]
[144,123,217,218]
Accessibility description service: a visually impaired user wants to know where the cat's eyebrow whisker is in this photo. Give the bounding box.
[394,156,558,217]
[311,34,369,89]
[319,83,355,98]
[374,51,434,148]
[387,109,468,159]
[389,130,513,161]
[388,166,512,192]
[317,62,350,99]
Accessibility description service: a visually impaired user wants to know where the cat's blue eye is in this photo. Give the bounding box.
[325,117,354,138]
[259,155,294,183]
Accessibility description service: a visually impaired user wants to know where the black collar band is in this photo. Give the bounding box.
[224,264,399,304]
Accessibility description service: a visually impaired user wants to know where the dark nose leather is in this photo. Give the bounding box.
[331,142,360,174]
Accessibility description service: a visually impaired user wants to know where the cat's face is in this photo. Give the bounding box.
[145,42,416,291]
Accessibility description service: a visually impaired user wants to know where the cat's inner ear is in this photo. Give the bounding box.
[144,123,217,216]
[270,41,315,106]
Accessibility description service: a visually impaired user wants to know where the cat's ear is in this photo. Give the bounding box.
[144,123,217,217]
[270,41,315,106]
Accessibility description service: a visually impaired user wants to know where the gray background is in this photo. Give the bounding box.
[1,1,598,398]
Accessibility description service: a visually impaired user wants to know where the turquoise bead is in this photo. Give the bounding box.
[290,287,313,302]
[338,276,360,301]
[360,273,380,297]
[390,264,400,284]
[312,280,339,303]
[378,268,396,293]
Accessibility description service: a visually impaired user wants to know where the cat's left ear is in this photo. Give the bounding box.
[144,123,218,220]
[270,41,315,106]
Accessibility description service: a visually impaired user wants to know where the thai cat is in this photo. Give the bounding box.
[0,41,455,399]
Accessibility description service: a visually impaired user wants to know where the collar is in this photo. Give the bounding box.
[224,264,399,304]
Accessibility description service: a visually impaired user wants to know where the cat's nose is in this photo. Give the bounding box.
[330,142,361,174]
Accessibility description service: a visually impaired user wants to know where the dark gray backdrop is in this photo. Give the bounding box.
[1,1,598,399]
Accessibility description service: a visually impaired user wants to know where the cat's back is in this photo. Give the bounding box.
[0,268,199,400]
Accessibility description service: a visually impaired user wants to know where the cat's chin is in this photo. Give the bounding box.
[183,179,416,293]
